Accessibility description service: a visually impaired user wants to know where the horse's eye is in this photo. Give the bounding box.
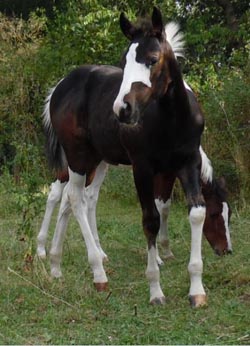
[148,57,158,68]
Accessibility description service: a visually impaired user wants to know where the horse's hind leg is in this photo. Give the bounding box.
[85,161,109,261]
[37,179,67,259]
[67,167,108,290]
[50,182,71,278]
[155,198,174,264]
[154,174,175,265]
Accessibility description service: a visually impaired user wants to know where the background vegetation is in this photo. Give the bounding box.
[0,1,249,344]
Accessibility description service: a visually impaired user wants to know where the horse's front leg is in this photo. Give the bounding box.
[178,165,207,308]
[133,165,165,305]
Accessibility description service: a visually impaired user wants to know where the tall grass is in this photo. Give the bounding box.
[0,181,249,344]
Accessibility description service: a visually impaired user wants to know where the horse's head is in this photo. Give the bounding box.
[113,7,174,125]
[202,177,233,256]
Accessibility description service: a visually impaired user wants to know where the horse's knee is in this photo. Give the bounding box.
[48,180,65,204]
[189,206,206,225]
[85,188,98,210]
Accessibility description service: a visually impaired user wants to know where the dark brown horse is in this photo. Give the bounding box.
[43,8,232,307]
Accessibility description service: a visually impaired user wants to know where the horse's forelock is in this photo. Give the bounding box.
[130,17,166,40]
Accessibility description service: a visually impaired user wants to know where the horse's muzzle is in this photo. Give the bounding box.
[214,248,233,256]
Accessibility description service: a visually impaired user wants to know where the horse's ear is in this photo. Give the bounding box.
[152,6,163,38]
[120,12,136,40]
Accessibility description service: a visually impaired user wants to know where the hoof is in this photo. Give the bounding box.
[189,294,207,308]
[150,296,166,305]
[156,256,164,266]
[37,248,46,259]
[94,282,109,292]
[164,253,175,260]
[102,255,109,263]
[161,251,175,261]
[51,268,62,278]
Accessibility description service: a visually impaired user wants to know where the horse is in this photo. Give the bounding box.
[37,147,232,263]
[42,7,232,307]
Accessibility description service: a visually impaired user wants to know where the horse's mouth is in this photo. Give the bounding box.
[118,104,139,126]
[214,248,233,256]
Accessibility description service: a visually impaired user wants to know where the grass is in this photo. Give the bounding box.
[0,180,249,345]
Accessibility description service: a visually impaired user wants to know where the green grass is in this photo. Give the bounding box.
[0,186,249,345]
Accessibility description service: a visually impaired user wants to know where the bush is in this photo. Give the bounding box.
[199,64,250,203]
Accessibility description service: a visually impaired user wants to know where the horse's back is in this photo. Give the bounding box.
[50,65,122,120]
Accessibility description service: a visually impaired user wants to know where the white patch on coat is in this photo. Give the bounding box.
[113,43,152,116]
[222,202,232,251]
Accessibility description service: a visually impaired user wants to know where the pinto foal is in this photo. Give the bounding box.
[39,8,232,306]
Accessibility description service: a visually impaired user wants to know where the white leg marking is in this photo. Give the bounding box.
[222,202,232,252]
[85,162,108,261]
[146,246,165,303]
[37,180,66,259]
[50,183,71,278]
[155,198,174,264]
[67,168,107,284]
[188,206,206,296]
[113,43,152,115]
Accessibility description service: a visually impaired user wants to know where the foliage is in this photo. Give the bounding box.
[0,11,47,172]
[200,65,250,204]
[35,0,129,85]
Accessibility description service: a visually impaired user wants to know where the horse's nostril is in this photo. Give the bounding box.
[119,102,132,124]
[214,248,222,256]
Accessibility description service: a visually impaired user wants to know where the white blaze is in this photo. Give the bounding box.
[113,43,152,116]
[222,202,232,251]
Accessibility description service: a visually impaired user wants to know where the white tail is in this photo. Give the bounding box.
[200,146,213,184]
[42,86,56,132]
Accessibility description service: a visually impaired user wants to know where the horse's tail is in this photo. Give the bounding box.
[199,146,213,184]
[165,22,185,59]
[42,85,67,172]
